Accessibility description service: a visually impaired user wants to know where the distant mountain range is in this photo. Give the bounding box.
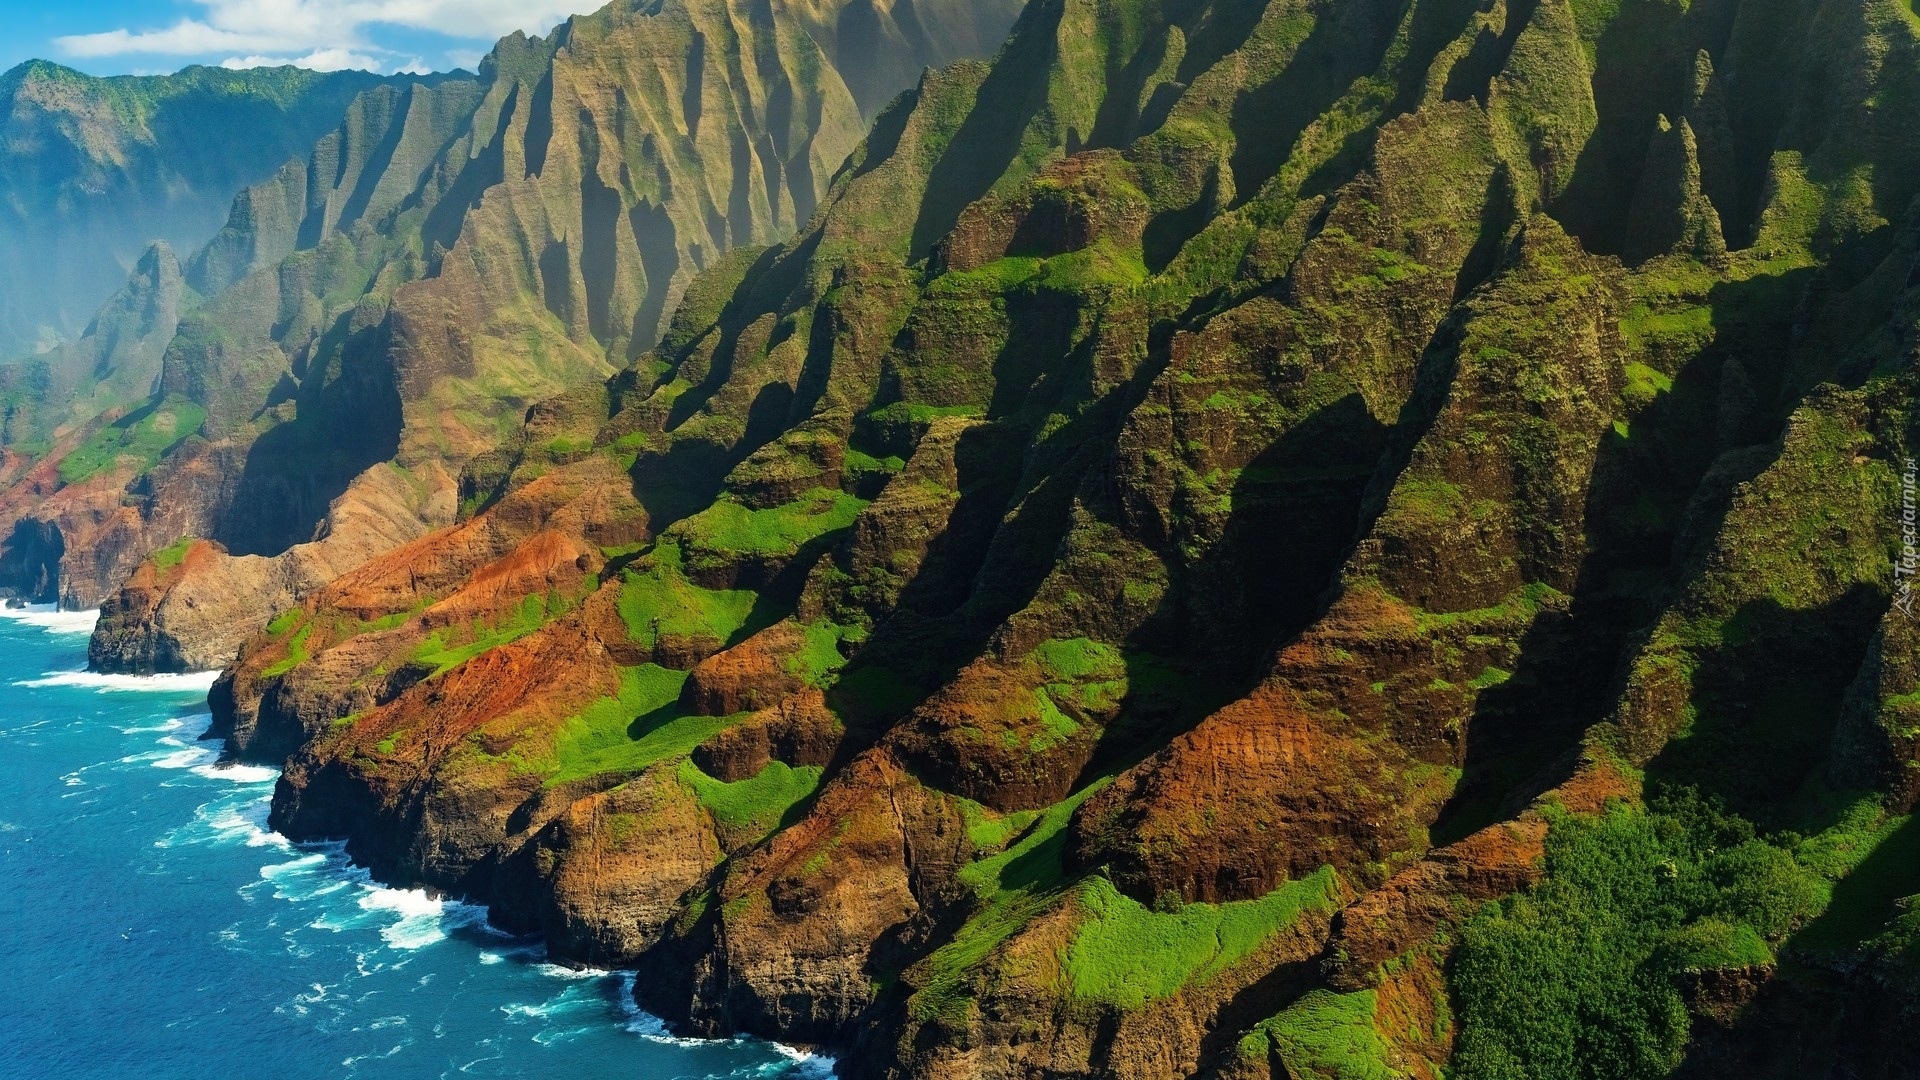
[0,62,442,359]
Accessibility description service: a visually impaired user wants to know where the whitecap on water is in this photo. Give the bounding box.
[157,791,288,852]
[16,669,221,694]
[340,1038,413,1071]
[501,984,599,1022]
[477,941,543,967]
[0,718,50,740]
[0,604,100,635]
[119,715,193,734]
[121,719,190,735]
[537,961,611,980]
[83,679,827,1075]
[612,975,840,1074]
[616,977,720,1048]
[151,743,220,770]
[354,885,494,951]
[530,1025,595,1046]
[767,1043,840,1078]
[141,723,277,783]
[192,761,279,784]
[261,852,329,874]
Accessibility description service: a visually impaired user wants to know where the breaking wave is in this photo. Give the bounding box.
[14,669,222,693]
[0,604,100,635]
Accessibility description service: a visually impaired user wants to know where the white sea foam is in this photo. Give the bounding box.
[157,791,289,852]
[616,977,698,1043]
[249,849,354,907]
[611,975,840,1073]
[615,976,721,1047]
[339,1039,412,1070]
[78,669,828,1075]
[767,1043,840,1078]
[59,760,110,786]
[261,852,330,878]
[357,885,473,950]
[537,961,610,980]
[152,744,220,770]
[207,798,274,843]
[0,604,100,635]
[193,761,279,784]
[476,941,544,966]
[120,716,193,734]
[16,669,221,693]
[500,986,596,1021]
[531,1025,594,1046]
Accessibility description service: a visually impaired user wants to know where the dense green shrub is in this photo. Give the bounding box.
[1450,802,1827,1080]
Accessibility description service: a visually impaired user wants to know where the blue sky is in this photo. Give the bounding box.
[0,0,598,77]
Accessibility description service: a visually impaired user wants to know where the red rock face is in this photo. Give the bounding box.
[684,621,813,715]
[1072,678,1448,905]
[1323,818,1548,990]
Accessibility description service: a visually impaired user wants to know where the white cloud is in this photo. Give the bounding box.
[55,1,584,68]
[219,48,390,72]
[58,21,261,58]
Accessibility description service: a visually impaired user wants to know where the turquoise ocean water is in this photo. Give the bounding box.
[0,607,828,1079]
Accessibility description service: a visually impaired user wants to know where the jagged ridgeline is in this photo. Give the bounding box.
[0,62,428,360]
[0,0,1024,640]
[58,0,1920,1075]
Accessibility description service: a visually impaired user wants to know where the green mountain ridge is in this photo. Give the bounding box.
[0,0,1023,628]
[6,0,1920,1076]
[0,61,445,358]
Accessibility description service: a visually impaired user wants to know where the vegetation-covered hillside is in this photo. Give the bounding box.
[11,0,1920,1076]
[0,0,1023,633]
[0,62,430,358]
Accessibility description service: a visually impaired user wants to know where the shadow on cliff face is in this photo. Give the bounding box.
[1551,0,1703,255]
[1225,0,1409,205]
[661,235,820,438]
[827,260,1169,739]
[827,413,1098,743]
[419,83,515,260]
[1669,953,1920,1080]
[1668,815,1920,1080]
[1643,587,1887,833]
[1430,255,1830,842]
[1427,594,1636,845]
[1426,411,1666,845]
[1067,392,1390,782]
[905,0,1058,261]
[0,516,63,603]
[1196,393,1387,663]
[214,313,404,557]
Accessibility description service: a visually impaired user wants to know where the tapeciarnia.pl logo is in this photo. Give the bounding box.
[1899,457,1917,617]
